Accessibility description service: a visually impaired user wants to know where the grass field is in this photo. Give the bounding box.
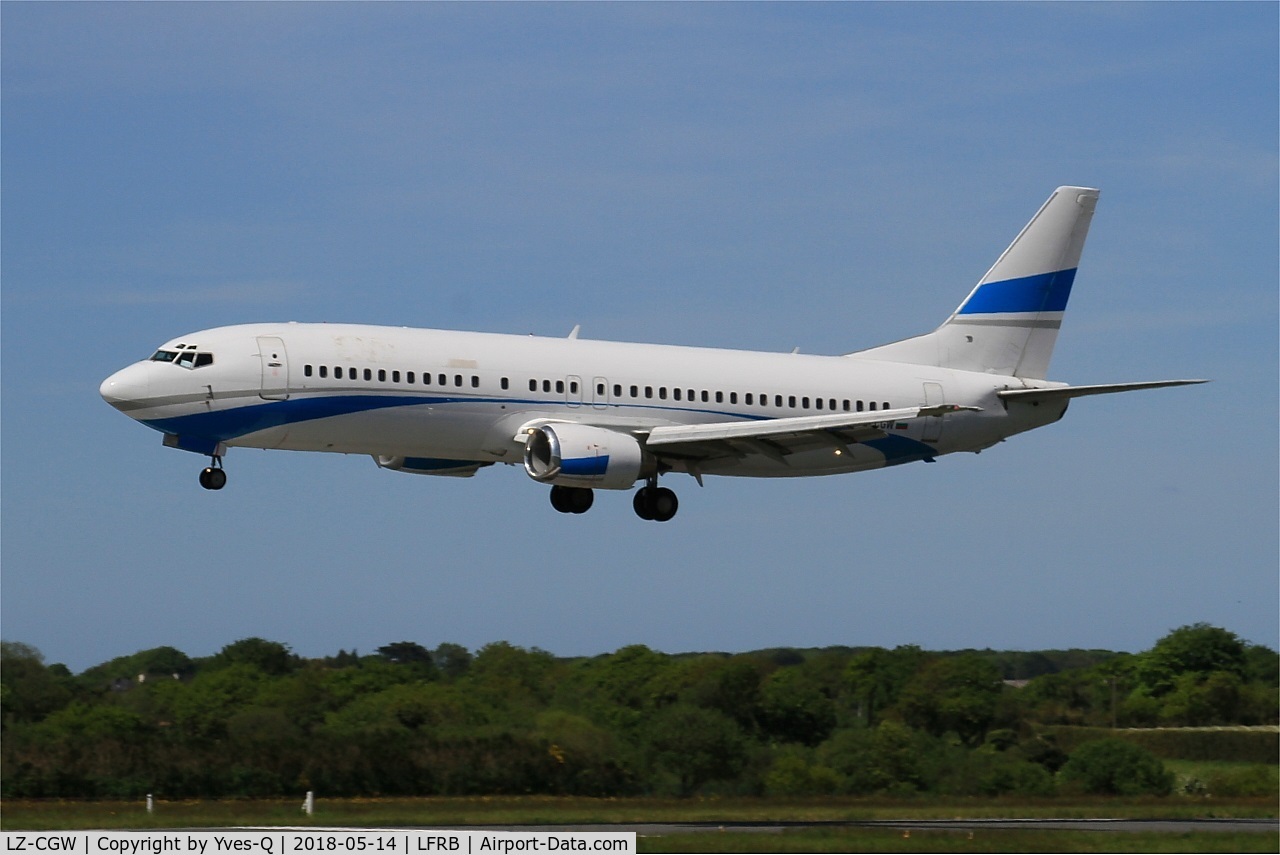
[4,793,1276,854]
[3,794,1276,830]
[642,828,1279,853]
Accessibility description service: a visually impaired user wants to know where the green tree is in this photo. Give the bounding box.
[377,641,433,665]
[757,666,836,746]
[846,646,925,727]
[819,720,928,795]
[1136,623,1247,696]
[214,638,299,676]
[1,642,73,727]
[1059,738,1173,796]
[684,658,764,733]
[643,704,746,796]
[468,641,558,713]
[896,655,1003,746]
[434,643,473,679]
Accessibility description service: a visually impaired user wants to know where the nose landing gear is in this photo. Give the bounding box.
[198,457,227,490]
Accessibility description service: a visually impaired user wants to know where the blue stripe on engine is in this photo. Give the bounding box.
[560,455,609,476]
[957,268,1075,315]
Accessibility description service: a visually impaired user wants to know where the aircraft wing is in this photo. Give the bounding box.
[997,379,1207,404]
[642,404,978,463]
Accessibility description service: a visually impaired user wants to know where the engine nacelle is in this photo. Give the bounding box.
[522,423,653,490]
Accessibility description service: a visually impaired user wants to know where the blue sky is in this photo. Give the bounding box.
[3,3,1276,673]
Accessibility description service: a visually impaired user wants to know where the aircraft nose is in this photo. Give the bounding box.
[99,364,151,412]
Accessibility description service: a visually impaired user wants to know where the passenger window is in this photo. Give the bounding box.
[630,385,638,398]
[364,368,373,381]
[529,379,537,392]
[883,401,890,410]
[556,380,565,394]
[304,365,313,377]
[454,375,463,387]
[659,387,667,400]
[319,366,328,379]
[802,397,810,409]
[815,397,823,410]
[869,401,877,411]
[645,386,653,399]
[407,371,415,384]
[438,374,447,386]
[744,393,753,405]
[612,384,621,397]
[701,391,709,403]
[775,395,783,407]
[788,396,796,408]
[842,400,850,411]
[501,377,509,390]
[673,388,682,401]
[715,391,724,403]
[472,376,480,388]
[392,371,401,383]
[378,369,387,382]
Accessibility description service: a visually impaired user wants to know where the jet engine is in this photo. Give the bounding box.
[523,423,653,490]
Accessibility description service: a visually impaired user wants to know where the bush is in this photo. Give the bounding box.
[1204,765,1279,798]
[1059,738,1174,796]
[763,753,840,796]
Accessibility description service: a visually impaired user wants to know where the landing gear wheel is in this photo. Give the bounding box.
[550,485,594,514]
[651,486,678,522]
[633,485,678,522]
[199,466,227,490]
[633,487,656,520]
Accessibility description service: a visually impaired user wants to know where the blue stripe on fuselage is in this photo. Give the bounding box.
[141,394,446,441]
[958,269,1075,315]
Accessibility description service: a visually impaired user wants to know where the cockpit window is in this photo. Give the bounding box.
[150,349,214,368]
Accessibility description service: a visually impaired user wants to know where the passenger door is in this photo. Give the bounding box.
[257,336,290,401]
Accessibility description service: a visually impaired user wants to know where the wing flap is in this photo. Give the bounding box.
[645,404,977,452]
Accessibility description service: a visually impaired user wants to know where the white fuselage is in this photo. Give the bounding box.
[100,321,1064,481]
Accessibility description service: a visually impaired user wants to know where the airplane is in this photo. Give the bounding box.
[100,186,1204,522]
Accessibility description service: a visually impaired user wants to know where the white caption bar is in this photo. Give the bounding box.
[2,831,635,855]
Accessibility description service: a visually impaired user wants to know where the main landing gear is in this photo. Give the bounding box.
[633,479,678,522]
[549,484,594,514]
[547,477,678,522]
[198,456,227,491]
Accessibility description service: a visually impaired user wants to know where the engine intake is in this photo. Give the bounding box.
[523,423,652,490]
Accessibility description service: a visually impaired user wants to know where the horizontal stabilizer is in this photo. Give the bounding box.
[997,380,1207,404]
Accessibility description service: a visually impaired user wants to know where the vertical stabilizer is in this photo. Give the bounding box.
[851,186,1099,379]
